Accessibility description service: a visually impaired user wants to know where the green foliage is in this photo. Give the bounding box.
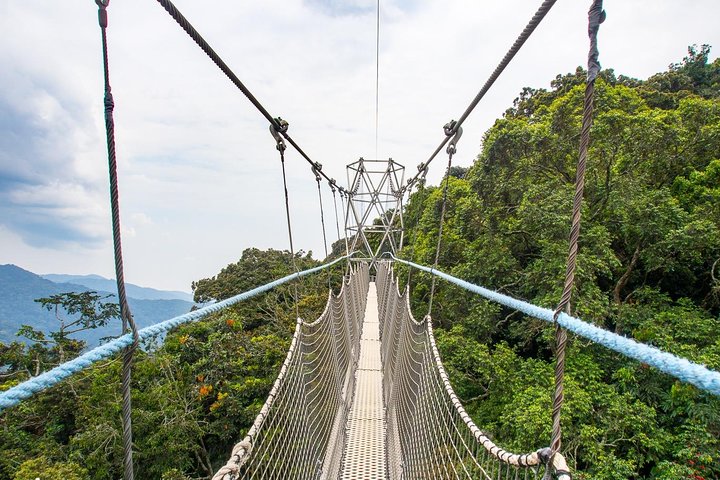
[2,47,719,480]
[0,248,339,479]
[13,457,88,480]
[401,46,720,478]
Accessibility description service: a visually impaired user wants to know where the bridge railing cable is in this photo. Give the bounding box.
[212,263,370,480]
[403,0,558,193]
[376,261,570,479]
[390,255,720,397]
[0,255,352,412]
[153,0,344,195]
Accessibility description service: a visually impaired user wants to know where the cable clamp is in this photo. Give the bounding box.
[95,0,109,28]
[444,120,463,155]
[269,117,288,152]
[311,162,323,181]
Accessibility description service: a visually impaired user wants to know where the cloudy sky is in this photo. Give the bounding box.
[1,0,718,293]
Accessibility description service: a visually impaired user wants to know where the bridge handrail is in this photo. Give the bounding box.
[377,261,570,478]
[390,255,720,397]
[0,255,351,411]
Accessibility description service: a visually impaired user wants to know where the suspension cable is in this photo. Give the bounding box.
[404,168,428,289]
[313,166,330,261]
[331,184,342,246]
[374,0,380,158]
[427,121,462,316]
[403,0,558,192]
[94,2,139,479]
[154,0,340,190]
[313,166,331,287]
[547,1,605,474]
[270,121,300,320]
[339,189,351,271]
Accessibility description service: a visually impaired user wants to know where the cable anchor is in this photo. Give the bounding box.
[312,162,323,182]
[444,120,463,155]
[95,0,109,28]
[269,117,289,152]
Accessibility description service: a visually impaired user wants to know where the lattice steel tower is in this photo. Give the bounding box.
[345,158,405,268]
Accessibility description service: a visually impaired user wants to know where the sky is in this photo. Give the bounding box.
[0,0,718,293]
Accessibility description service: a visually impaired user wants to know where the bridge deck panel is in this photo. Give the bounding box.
[340,282,387,479]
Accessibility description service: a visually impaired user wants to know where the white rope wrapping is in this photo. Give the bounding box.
[376,261,571,479]
[212,263,369,480]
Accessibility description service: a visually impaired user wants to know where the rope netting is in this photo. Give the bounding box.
[376,261,571,480]
[213,263,370,480]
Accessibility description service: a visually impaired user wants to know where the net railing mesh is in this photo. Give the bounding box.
[213,263,369,480]
[376,261,567,480]
[214,261,571,479]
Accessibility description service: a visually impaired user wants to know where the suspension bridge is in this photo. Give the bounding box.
[1,0,719,479]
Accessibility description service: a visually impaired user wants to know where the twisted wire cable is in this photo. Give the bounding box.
[404,0,559,192]
[549,1,605,467]
[153,0,339,190]
[94,2,139,478]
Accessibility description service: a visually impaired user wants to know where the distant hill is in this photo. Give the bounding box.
[0,264,195,347]
[41,273,193,302]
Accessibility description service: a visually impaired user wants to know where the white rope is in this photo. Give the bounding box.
[212,263,369,480]
[376,261,570,479]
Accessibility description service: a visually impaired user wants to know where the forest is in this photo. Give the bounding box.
[1,45,719,479]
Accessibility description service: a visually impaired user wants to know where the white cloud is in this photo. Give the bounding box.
[1,0,718,291]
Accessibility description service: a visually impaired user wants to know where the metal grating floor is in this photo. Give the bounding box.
[340,282,387,479]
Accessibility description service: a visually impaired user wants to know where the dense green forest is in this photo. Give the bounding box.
[1,46,719,479]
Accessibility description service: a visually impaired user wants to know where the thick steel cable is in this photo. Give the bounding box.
[403,0,559,192]
[549,1,605,468]
[94,3,139,480]
[153,0,339,190]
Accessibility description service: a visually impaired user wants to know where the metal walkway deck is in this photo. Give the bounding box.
[340,282,387,479]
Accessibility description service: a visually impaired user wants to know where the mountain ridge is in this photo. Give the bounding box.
[0,264,195,347]
[41,272,193,302]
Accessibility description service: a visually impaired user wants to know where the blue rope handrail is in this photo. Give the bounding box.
[390,255,720,396]
[0,255,350,411]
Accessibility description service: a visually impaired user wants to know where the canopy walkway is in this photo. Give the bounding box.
[2,0,720,479]
[211,262,566,480]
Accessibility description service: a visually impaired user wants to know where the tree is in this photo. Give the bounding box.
[16,292,120,369]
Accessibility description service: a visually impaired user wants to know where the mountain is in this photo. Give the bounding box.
[0,264,195,347]
[41,273,193,302]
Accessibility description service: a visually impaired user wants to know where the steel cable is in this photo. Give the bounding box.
[153,0,341,191]
[404,0,559,192]
[94,3,139,479]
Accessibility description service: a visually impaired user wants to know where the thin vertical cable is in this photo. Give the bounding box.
[313,168,330,287]
[374,0,380,158]
[332,187,342,245]
[94,2,139,479]
[549,0,605,468]
[280,151,300,320]
[427,155,452,316]
[427,122,462,316]
[269,120,301,320]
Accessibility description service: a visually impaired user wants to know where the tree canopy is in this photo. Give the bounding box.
[1,46,719,479]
